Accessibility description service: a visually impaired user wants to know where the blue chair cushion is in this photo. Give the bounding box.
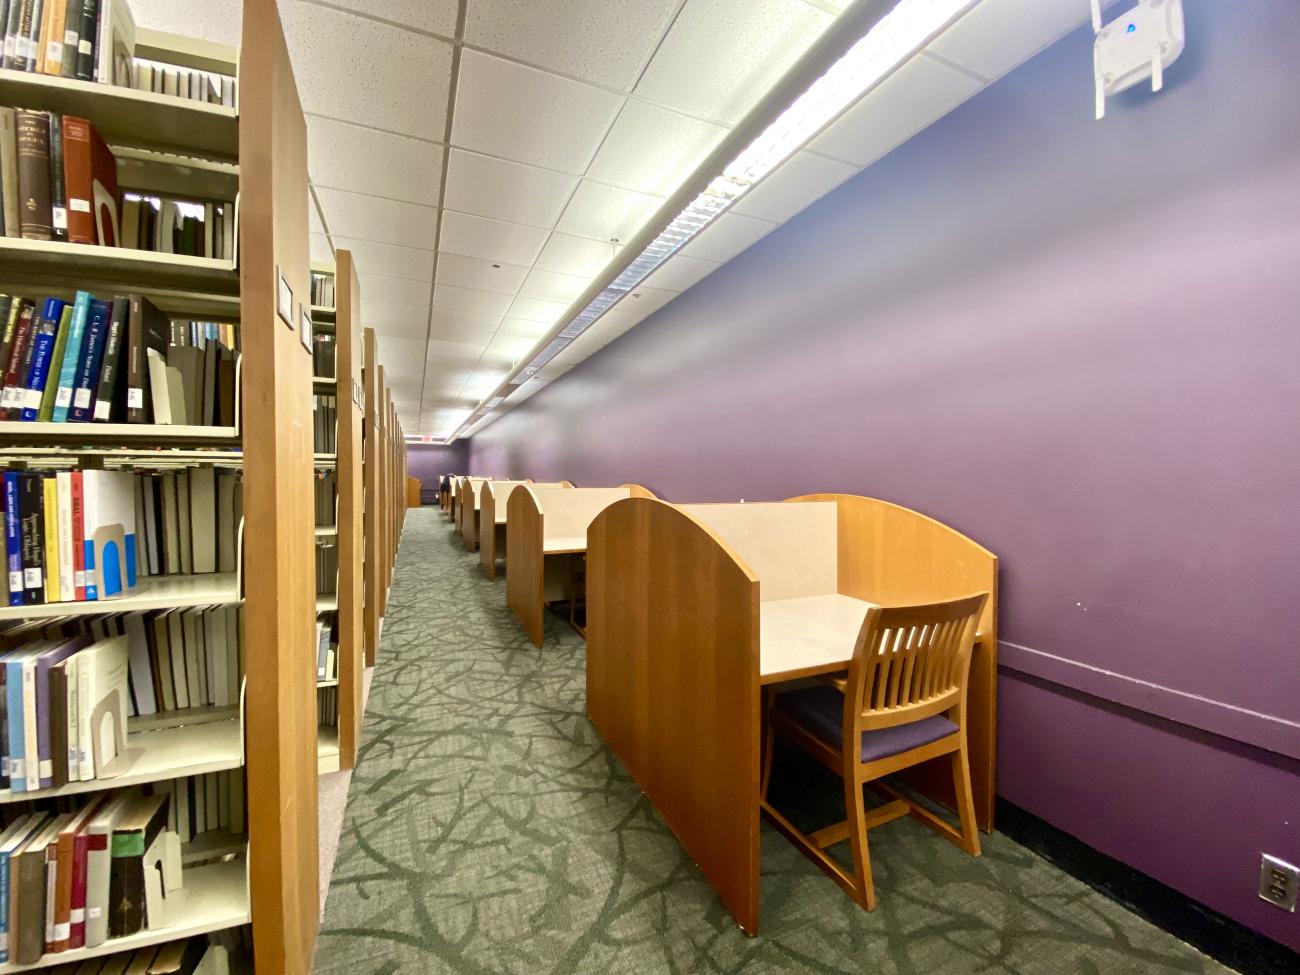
[776,684,958,763]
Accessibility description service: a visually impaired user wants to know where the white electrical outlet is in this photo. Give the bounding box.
[1258,854,1299,912]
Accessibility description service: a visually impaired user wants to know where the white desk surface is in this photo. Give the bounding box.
[760,593,875,683]
[544,536,587,554]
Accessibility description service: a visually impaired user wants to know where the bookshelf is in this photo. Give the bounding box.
[362,329,381,666]
[0,4,320,973]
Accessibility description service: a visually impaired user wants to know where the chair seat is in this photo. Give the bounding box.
[776,685,958,763]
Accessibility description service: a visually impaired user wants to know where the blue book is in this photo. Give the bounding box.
[19,298,66,421]
[5,651,32,794]
[69,299,111,423]
[52,292,92,424]
[3,473,21,608]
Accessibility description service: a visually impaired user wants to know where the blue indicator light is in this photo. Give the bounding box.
[1126,23,1137,32]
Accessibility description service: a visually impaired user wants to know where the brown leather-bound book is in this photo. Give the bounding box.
[1,108,21,236]
[13,814,66,964]
[62,115,120,246]
[108,793,169,938]
[15,111,54,241]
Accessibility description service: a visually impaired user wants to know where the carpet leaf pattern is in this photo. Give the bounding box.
[316,509,1229,975]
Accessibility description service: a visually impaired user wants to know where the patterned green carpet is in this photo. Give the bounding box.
[315,509,1228,974]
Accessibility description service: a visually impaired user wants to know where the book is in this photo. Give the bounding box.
[54,471,74,598]
[50,796,101,953]
[91,294,128,420]
[0,814,44,963]
[189,466,215,574]
[81,469,136,600]
[75,633,129,779]
[35,637,82,787]
[83,792,131,948]
[11,814,62,964]
[95,0,133,87]
[69,297,110,421]
[37,303,73,420]
[14,110,53,240]
[20,297,65,420]
[0,299,35,419]
[48,112,67,240]
[107,792,167,937]
[51,290,91,423]
[123,612,156,716]
[40,476,58,603]
[0,298,20,389]
[18,472,45,605]
[59,0,82,80]
[70,469,85,599]
[63,114,119,246]
[74,0,95,81]
[3,472,21,606]
[0,109,18,236]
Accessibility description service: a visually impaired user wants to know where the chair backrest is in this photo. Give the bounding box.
[846,593,988,734]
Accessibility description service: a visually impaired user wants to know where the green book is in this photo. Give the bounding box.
[37,306,74,422]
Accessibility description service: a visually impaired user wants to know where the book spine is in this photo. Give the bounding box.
[41,0,64,76]
[37,304,72,421]
[0,299,22,395]
[1,301,35,420]
[52,290,90,422]
[20,297,63,420]
[5,662,23,791]
[14,111,52,241]
[90,296,125,421]
[68,831,87,947]
[41,475,58,603]
[3,473,22,606]
[0,666,8,791]
[10,0,34,71]
[0,851,8,963]
[69,300,107,422]
[59,0,79,78]
[55,473,73,599]
[107,832,145,937]
[74,0,94,81]
[21,659,36,792]
[48,113,67,240]
[34,657,51,788]
[60,114,94,245]
[70,469,85,599]
[18,473,44,606]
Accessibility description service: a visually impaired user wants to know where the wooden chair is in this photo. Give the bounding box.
[760,592,989,912]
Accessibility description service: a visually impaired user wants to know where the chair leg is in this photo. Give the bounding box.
[951,741,981,857]
[843,772,877,912]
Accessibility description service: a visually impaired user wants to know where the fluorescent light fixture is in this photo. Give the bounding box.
[455,0,978,435]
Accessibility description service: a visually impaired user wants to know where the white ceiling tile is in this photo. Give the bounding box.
[439,210,551,266]
[809,54,984,166]
[641,254,722,293]
[507,296,571,327]
[378,338,429,371]
[587,100,729,197]
[443,149,579,228]
[452,49,624,173]
[132,0,242,47]
[357,273,433,306]
[315,187,438,250]
[429,309,503,344]
[425,338,484,359]
[497,317,555,339]
[310,233,334,264]
[436,253,529,295]
[464,0,680,90]
[635,0,832,125]
[929,0,1100,81]
[535,233,621,278]
[678,211,776,263]
[332,236,435,280]
[321,0,458,35]
[432,284,515,317]
[306,116,442,206]
[732,151,858,223]
[462,371,510,399]
[280,1,452,140]
[519,268,591,304]
[360,298,430,329]
[371,319,429,341]
[486,332,539,363]
[555,181,664,245]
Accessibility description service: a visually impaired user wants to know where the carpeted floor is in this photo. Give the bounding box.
[315,508,1230,975]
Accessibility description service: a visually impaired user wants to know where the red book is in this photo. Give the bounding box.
[62,116,119,247]
[70,472,85,601]
[0,302,36,420]
[69,831,89,948]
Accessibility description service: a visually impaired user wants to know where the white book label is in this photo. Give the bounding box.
[127,387,144,409]
[23,568,41,588]
[70,198,91,213]
[93,401,111,421]
[73,388,92,409]
[8,570,22,592]
[55,387,73,407]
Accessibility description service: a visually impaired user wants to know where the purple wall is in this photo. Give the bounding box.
[467,1,1300,949]
[406,443,468,501]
